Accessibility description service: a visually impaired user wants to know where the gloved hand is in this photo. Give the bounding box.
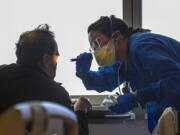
[108,93,138,114]
[76,52,93,78]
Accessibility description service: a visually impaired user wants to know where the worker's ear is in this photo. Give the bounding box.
[112,30,124,41]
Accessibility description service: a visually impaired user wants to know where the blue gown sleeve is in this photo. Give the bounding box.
[81,62,124,93]
[135,40,180,108]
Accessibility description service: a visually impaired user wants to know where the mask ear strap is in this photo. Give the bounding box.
[109,16,130,94]
[109,16,125,43]
[109,16,113,37]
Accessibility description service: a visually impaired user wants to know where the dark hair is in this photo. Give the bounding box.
[16,24,56,68]
[88,15,151,38]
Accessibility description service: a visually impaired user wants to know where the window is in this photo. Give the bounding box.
[143,0,180,40]
[0,0,122,95]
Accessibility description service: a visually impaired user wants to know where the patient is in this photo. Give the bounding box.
[0,24,91,135]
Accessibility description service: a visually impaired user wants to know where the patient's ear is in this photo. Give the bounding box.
[42,54,51,69]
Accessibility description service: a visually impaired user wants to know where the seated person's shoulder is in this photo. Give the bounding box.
[0,64,19,72]
[0,64,15,74]
[0,64,7,70]
[54,82,69,94]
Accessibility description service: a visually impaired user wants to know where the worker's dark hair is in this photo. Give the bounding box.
[88,15,151,38]
[16,24,56,68]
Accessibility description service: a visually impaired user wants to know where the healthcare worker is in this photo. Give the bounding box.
[75,15,180,133]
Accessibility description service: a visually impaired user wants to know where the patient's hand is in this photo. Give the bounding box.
[74,97,92,112]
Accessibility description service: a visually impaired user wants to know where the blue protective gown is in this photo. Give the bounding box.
[80,32,180,132]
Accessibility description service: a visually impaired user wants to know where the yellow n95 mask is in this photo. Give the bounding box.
[94,41,116,66]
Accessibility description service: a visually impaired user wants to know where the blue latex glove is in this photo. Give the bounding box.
[109,93,138,114]
[76,52,93,78]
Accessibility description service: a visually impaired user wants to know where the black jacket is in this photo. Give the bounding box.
[0,64,88,135]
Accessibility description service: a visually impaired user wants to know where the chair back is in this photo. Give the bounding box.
[152,107,179,135]
[0,101,78,135]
